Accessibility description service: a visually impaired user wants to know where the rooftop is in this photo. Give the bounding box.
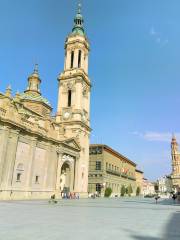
[90,144,137,167]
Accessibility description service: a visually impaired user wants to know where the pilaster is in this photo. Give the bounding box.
[0,129,19,189]
[0,126,10,186]
[25,136,37,190]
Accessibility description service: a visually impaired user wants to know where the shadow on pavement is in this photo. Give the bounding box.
[131,211,180,240]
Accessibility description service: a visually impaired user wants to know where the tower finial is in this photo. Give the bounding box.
[172,133,176,140]
[5,84,12,97]
[34,63,38,74]
[78,2,81,14]
[72,1,85,36]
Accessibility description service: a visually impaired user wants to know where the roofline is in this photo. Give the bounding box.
[90,144,137,167]
[135,169,144,174]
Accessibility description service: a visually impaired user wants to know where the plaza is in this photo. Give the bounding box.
[0,198,179,240]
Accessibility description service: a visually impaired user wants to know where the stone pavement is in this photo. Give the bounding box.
[0,198,179,240]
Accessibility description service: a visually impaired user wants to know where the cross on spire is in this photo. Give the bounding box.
[78,2,81,14]
[34,63,39,74]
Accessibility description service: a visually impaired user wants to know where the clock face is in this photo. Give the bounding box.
[63,112,70,119]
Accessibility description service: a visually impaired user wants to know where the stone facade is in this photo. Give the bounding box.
[171,135,180,189]
[0,5,90,200]
[88,144,137,197]
[135,169,144,195]
[142,179,155,196]
[157,175,173,194]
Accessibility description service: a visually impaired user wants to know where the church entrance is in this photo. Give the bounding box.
[60,162,71,194]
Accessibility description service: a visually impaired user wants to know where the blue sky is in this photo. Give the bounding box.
[0,0,180,180]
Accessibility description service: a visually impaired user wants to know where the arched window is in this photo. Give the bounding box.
[78,50,82,68]
[68,90,72,107]
[70,51,74,69]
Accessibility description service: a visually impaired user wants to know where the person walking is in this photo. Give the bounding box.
[155,195,160,204]
[172,193,177,203]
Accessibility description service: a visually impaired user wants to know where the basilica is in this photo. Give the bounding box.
[0,5,91,200]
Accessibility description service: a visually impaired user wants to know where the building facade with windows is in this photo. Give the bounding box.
[142,179,155,196]
[157,175,173,194]
[88,144,137,196]
[0,5,91,200]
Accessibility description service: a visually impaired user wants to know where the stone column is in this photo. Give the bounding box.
[42,144,51,190]
[0,126,10,186]
[0,129,19,190]
[75,81,82,110]
[55,152,63,194]
[84,53,89,74]
[25,137,37,191]
[74,156,80,193]
[74,49,79,68]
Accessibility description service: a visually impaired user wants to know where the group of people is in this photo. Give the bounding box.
[171,192,180,203]
[154,192,180,204]
[49,192,80,204]
[61,192,80,199]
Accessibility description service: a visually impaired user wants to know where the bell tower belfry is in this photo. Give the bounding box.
[56,4,91,196]
[171,135,180,189]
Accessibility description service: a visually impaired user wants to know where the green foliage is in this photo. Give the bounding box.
[121,185,126,196]
[104,187,112,197]
[136,186,141,196]
[127,184,133,196]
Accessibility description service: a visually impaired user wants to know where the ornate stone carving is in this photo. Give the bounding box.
[62,154,74,163]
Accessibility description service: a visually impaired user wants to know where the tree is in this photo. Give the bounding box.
[136,186,141,196]
[127,184,133,196]
[104,187,112,197]
[121,185,126,197]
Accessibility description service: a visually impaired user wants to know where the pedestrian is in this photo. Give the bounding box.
[155,195,159,204]
[172,193,177,203]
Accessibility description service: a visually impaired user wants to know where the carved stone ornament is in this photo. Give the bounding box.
[62,154,74,163]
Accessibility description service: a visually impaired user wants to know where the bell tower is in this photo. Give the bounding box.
[56,4,91,195]
[171,135,180,188]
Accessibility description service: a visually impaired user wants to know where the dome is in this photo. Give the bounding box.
[19,92,51,107]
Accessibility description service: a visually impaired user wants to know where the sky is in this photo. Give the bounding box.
[0,0,180,181]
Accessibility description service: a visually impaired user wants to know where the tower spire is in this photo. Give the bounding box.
[34,63,39,75]
[25,64,41,94]
[78,2,81,14]
[72,2,85,36]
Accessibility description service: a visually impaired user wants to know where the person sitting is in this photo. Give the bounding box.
[49,194,58,204]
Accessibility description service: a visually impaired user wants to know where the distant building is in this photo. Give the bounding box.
[135,169,144,195]
[157,175,173,194]
[171,135,180,190]
[88,144,137,196]
[143,178,155,196]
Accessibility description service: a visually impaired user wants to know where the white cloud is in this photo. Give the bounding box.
[150,27,156,36]
[149,26,168,47]
[132,131,180,142]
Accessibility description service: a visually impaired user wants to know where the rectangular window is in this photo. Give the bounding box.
[78,50,82,68]
[35,176,39,183]
[16,173,21,182]
[96,183,101,193]
[106,162,108,170]
[70,51,74,69]
[96,161,101,170]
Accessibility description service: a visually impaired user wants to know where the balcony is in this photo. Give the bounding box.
[106,169,121,177]
[127,176,136,181]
